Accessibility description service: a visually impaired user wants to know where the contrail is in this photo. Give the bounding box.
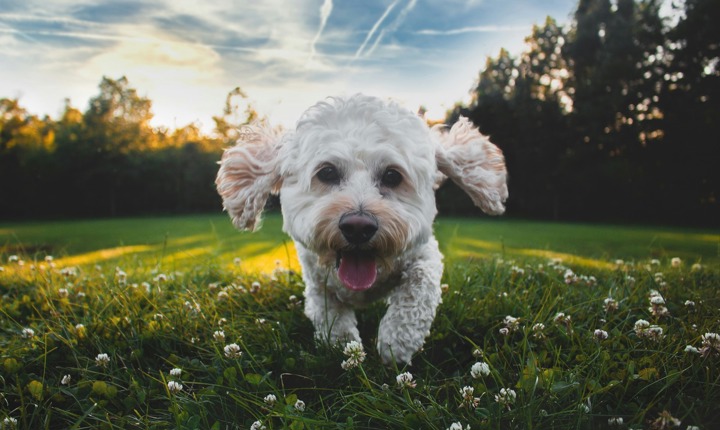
[354,0,400,59]
[364,0,416,57]
[415,25,528,36]
[309,0,333,61]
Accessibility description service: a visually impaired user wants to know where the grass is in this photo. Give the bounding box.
[0,214,719,429]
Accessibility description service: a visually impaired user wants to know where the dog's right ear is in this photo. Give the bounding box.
[216,124,283,231]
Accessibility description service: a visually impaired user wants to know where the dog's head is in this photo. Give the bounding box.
[216,94,507,290]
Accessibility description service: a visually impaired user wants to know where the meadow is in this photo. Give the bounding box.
[1,214,719,429]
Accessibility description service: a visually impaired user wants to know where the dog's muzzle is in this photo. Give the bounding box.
[337,212,378,291]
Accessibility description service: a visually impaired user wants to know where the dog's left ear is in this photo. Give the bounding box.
[435,117,508,215]
[216,124,284,231]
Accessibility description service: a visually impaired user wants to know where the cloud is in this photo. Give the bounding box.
[308,0,333,61]
[354,0,400,58]
[415,25,529,36]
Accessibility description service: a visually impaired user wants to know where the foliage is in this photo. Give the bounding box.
[1,237,719,429]
[442,0,718,226]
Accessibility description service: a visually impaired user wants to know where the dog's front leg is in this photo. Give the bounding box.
[304,281,361,344]
[377,240,443,365]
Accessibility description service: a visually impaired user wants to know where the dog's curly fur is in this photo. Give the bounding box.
[216,94,508,364]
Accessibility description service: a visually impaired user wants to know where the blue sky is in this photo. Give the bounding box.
[0,0,578,130]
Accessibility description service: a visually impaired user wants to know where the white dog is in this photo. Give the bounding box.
[216,94,507,364]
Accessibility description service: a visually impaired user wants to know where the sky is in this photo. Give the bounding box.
[0,0,579,131]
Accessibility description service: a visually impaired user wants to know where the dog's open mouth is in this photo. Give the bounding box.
[336,250,377,291]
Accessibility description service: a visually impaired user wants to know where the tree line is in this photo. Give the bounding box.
[1,0,717,226]
[440,0,718,226]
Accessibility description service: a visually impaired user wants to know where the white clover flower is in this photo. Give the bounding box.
[446,423,470,430]
[440,283,449,293]
[510,265,525,275]
[684,345,699,354]
[8,255,19,263]
[224,343,242,358]
[686,426,700,430]
[603,297,619,312]
[494,388,516,407]
[650,258,660,265]
[61,374,72,385]
[184,300,201,314]
[470,361,490,379]
[217,291,229,301]
[58,288,69,298]
[532,323,546,340]
[116,269,127,282]
[250,421,266,430]
[650,295,665,305]
[3,417,18,428]
[608,417,624,425]
[614,259,624,266]
[691,263,702,271]
[554,312,571,325]
[213,330,226,342]
[170,368,182,377]
[651,410,680,428]
[396,372,417,389]
[341,340,366,370]
[233,257,242,266]
[646,325,664,341]
[294,399,306,412]
[684,300,696,307]
[21,327,35,339]
[563,269,578,284]
[95,353,110,367]
[472,348,484,359]
[593,329,609,340]
[503,315,520,330]
[700,332,720,357]
[264,394,277,407]
[671,257,681,268]
[498,327,510,336]
[167,380,183,394]
[459,386,479,409]
[250,281,261,293]
[634,319,650,336]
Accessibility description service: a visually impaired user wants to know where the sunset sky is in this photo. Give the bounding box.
[0,0,579,131]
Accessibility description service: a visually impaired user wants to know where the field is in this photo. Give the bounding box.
[1,214,719,429]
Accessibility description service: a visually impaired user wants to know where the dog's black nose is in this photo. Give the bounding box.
[339,212,378,244]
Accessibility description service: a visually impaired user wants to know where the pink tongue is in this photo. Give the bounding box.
[338,253,377,291]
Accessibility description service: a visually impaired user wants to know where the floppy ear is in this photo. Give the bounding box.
[215,124,283,231]
[435,117,508,215]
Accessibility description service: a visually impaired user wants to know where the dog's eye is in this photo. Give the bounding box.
[316,165,341,184]
[381,168,403,188]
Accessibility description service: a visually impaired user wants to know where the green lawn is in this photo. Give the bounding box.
[1,213,717,271]
[1,215,719,429]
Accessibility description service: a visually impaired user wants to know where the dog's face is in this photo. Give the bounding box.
[216,94,508,291]
[278,96,438,290]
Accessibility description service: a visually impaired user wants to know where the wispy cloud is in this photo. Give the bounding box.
[308,0,333,62]
[415,25,528,36]
[364,0,416,58]
[354,0,400,59]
